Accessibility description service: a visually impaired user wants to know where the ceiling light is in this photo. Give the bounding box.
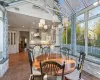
[23,26,24,27]
[39,23,43,28]
[31,27,33,28]
[40,19,45,25]
[8,25,10,26]
[93,1,98,6]
[62,17,68,26]
[44,25,48,29]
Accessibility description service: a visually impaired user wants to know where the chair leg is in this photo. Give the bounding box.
[79,73,82,80]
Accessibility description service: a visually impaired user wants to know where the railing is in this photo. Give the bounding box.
[61,44,100,58]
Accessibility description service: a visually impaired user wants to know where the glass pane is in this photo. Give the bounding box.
[8,33,10,45]
[62,28,66,44]
[67,21,71,49]
[0,20,3,60]
[76,22,85,52]
[88,17,100,58]
[11,33,13,45]
[76,14,84,22]
[14,33,16,44]
[89,6,100,18]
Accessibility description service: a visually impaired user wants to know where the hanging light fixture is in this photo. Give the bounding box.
[39,19,46,28]
[44,25,48,29]
[40,19,45,25]
[38,23,43,28]
[62,17,68,27]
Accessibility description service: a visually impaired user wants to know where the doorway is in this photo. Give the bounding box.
[19,31,29,52]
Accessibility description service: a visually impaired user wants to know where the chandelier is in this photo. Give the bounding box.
[39,19,48,29]
[62,17,68,27]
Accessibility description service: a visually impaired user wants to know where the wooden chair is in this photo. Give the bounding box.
[60,47,70,59]
[65,52,86,80]
[40,61,65,80]
[42,46,50,54]
[27,49,41,80]
[33,45,42,57]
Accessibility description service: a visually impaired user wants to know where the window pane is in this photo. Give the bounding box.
[89,6,100,18]
[88,17,100,58]
[62,28,66,44]
[76,14,84,22]
[76,22,85,52]
[67,21,71,49]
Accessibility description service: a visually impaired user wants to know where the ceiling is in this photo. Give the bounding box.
[4,0,99,18]
[8,11,58,29]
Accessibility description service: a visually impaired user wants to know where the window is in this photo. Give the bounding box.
[76,14,84,22]
[76,22,85,52]
[67,21,71,44]
[62,28,66,44]
[88,17,100,58]
[89,6,100,18]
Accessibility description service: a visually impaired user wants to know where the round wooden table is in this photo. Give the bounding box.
[32,53,75,75]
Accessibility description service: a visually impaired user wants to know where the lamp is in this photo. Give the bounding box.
[40,19,45,25]
[38,23,43,28]
[44,25,48,29]
[62,17,68,27]
[39,19,46,28]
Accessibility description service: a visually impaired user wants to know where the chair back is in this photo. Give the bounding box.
[27,49,34,74]
[42,46,50,54]
[77,52,86,79]
[40,61,65,80]
[60,47,70,59]
[33,45,42,57]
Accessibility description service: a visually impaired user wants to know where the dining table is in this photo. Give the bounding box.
[32,53,76,75]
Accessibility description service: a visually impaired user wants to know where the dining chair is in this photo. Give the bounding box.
[40,61,65,80]
[42,46,50,54]
[60,47,70,59]
[65,52,86,80]
[27,49,41,80]
[33,45,42,57]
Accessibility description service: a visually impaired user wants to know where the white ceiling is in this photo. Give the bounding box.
[8,11,58,29]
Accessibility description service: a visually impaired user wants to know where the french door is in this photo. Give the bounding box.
[8,31,17,54]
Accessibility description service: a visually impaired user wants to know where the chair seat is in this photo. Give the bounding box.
[65,69,81,80]
[44,75,67,80]
[32,71,41,75]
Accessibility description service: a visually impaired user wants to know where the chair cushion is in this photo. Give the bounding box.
[32,67,41,75]
[65,69,84,80]
[43,75,66,80]
[32,71,41,75]
[44,75,56,80]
